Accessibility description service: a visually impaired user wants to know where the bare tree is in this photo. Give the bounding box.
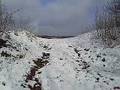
[0,0,21,33]
[95,0,120,47]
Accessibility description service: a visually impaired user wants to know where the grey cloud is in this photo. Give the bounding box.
[3,0,105,36]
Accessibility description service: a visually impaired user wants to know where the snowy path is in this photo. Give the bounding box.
[0,31,120,90]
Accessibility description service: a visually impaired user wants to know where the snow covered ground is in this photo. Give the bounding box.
[0,30,120,90]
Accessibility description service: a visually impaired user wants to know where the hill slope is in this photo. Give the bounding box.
[0,31,120,90]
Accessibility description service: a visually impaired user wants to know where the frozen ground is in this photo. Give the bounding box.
[0,31,120,90]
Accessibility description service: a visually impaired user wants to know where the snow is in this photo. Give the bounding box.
[0,30,120,90]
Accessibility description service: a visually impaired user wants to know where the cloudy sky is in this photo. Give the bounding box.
[3,0,104,36]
